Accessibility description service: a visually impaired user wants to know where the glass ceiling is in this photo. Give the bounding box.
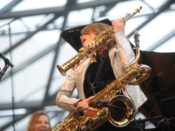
[0,0,174,130]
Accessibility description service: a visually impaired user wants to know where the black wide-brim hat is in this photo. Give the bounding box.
[61,19,112,51]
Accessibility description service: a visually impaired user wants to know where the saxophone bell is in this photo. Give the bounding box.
[57,53,88,76]
[107,95,135,127]
[57,65,66,76]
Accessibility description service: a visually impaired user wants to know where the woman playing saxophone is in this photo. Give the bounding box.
[56,17,147,130]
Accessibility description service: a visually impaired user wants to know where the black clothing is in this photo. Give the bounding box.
[83,52,115,98]
[83,53,118,130]
[83,53,140,131]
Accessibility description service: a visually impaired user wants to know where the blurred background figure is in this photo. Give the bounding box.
[27,110,51,131]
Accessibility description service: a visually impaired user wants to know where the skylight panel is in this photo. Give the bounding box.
[144,0,167,9]
[154,37,175,52]
[0,0,13,9]
[66,8,93,27]
[107,0,153,20]
[12,0,67,11]
[139,11,175,51]
[77,0,95,4]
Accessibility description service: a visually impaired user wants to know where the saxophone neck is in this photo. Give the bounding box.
[123,6,142,23]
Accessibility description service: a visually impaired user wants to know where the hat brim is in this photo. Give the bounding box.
[61,19,112,51]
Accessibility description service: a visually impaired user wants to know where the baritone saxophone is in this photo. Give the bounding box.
[57,6,142,76]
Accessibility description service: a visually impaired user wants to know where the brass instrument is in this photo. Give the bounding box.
[57,6,142,76]
[54,45,151,130]
[54,7,151,131]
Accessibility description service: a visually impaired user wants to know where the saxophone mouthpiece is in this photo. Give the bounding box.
[135,6,142,13]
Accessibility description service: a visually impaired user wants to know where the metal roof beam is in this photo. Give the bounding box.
[0,87,59,110]
[127,0,174,38]
[43,28,66,103]
[43,0,75,103]
[42,39,62,103]
[2,15,58,55]
[0,109,37,131]
[0,0,23,14]
[147,29,175,51]
[0,99,56,110]
[2,7,175,35]
[1,44,57,82]
[99,4,117,17]
[0,0,132,20]
[0,91,58,130]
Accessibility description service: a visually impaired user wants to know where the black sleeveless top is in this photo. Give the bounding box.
[83,52,116,98]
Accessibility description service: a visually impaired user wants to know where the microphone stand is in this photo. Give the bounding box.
[0,19,16,131]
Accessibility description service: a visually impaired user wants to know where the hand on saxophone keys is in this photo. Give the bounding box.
[76,96,100,117]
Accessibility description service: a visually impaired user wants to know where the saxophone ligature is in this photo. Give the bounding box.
[57,6,142,76]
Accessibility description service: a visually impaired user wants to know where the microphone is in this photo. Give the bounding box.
[0,53,14,67]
